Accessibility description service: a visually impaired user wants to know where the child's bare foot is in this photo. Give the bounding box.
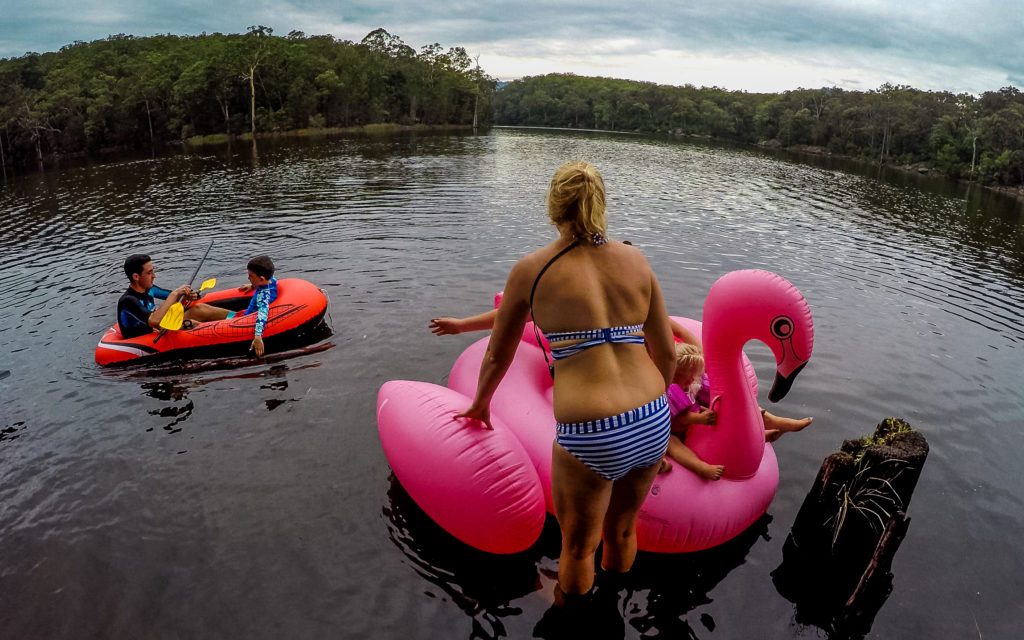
[657,458,672,474]
[762,411,813,433]
[697,462,725,481]
[765,429,783,443]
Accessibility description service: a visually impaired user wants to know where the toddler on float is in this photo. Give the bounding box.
[663,343,813,480]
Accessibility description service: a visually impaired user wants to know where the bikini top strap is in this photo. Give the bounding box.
[529,240,579,378]
[529,240,580,316]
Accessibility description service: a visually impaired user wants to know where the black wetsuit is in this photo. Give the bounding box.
[117,286,170,338]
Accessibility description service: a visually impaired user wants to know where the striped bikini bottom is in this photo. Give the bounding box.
[555,394,671,481]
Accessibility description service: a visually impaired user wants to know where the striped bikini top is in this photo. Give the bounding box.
[530,240,646,368]
[544,325,646,360]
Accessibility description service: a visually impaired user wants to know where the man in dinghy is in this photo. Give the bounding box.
[117,254,230,338]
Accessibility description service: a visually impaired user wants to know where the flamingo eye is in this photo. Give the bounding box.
[771,316,793,340]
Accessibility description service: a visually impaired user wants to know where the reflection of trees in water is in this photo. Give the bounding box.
[384,475,554,639]
[384,473,770,639]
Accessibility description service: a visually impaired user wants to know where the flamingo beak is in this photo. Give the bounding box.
[768,363,806,402]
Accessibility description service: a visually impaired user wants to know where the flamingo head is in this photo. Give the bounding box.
[703,270,814,403]
[765,313,811,402]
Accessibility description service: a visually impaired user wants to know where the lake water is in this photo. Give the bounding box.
[1,129,1022,639]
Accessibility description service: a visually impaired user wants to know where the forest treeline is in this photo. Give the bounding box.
[0,27,495,170]
[494,74,1024,190]
[4,32,1023,193]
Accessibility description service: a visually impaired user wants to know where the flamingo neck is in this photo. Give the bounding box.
[706,344,756,411]
[704,338,764,463]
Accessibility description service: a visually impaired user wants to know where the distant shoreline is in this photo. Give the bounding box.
[761,142,1024,203]
[7,125,1022,203]
[180,123,479,146]
[492,125,642,136]
[496,125,1024,203]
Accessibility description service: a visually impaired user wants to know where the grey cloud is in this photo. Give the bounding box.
[338,0,1021,87]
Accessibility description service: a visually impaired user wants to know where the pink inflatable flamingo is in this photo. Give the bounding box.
[377,270,812,554]
[634,270,813,551]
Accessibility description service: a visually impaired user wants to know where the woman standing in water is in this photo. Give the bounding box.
[456,161,675,603]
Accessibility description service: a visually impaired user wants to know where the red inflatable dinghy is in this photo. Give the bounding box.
[95,278,328,365]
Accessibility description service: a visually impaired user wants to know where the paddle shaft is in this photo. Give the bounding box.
[180,240,215,311]
[154,240,214,343]
[185,240,215,289]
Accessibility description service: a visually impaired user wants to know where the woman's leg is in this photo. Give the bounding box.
[551,441,613,595]
[599,460,662,574]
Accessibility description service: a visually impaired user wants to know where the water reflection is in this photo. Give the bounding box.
[619,515,772,638]
[100,341,333,381]
[772,531,896,640]
[384,476,549,639]
[138,380,195,433]
[0,420,26,444]
[385,471,772,640]
[107,342,334,432]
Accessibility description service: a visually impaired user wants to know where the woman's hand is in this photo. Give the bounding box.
[429,317,462,335]
[454,404,493,430]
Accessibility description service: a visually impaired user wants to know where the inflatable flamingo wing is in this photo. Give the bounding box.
[449,337,557,513]
[687,270,814,479]
[376,381,546,554]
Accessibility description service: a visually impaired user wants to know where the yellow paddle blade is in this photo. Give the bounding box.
[198,278,216,292]
[159,302,185,331]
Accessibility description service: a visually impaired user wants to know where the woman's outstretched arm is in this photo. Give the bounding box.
[455,260,533,428]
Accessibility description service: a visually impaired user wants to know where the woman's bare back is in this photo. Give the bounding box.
[527,240,671,422]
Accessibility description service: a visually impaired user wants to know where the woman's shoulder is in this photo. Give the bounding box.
[614,239,648,258]
[517,241,573,271]
[603,240,654,275]
[513,237,649,281]
[503,243,561,297]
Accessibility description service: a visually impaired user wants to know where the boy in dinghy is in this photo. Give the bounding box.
[229,256,278,357]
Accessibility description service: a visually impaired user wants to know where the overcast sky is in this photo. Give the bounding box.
[1,0,1020,95]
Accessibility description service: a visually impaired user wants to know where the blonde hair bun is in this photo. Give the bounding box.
[547,161,607,244]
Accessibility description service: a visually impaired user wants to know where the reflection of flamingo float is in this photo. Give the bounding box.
[377,270,813,554]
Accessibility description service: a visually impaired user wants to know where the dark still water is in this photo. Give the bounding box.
[1,130,1022,639]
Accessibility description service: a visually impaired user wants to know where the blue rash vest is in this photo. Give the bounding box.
[244,278,278,337]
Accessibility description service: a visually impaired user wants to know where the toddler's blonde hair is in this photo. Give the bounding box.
[674,342,705,376]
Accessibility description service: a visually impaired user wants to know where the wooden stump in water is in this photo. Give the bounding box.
[772,418,929,638]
